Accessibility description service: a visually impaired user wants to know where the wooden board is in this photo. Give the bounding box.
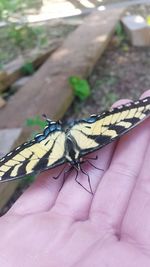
[0,8,125,129]
[0,97,6,108]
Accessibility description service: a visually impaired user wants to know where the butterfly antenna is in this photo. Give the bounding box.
[42,113,48,120]
[42,114,53,124]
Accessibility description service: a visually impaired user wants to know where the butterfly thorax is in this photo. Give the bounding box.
[65,137,81,166]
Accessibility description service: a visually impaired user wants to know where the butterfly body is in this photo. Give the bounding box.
[0,96,150,182]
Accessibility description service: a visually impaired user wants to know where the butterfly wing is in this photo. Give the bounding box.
[68,97,150,156]
[0,122,66,182]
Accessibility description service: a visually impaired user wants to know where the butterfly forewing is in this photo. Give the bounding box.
[0,123,66,182]
[69,97,150,156]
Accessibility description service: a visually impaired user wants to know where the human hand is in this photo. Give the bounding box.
[0,91,150,267]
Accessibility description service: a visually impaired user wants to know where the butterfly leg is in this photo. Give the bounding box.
[85,155,98,161]
[83,155,104,171]
[53,165,66,179]
[85,160,104,171]
[58,166,74,191]
[74,166,93,194]
[80,166,93,194]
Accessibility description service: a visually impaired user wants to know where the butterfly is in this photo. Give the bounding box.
[0,96,150,192]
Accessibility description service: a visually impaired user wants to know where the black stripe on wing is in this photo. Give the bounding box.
[70,97,150,155]
[0,121,66,182]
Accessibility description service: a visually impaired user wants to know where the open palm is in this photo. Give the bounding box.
[0,91,150,267]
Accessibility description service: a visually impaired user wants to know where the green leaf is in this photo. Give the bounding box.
[24,174,36,183]
[21,62,35,75]
[115,22,123,36]
[68,76,91,100]
[26,115,47,130]
[115,22,126,41]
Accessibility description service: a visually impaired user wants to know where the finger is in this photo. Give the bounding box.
[51,99,130,221]
[8,165,65,215]
[121,138,150,246]
[90,90,150,231]
[51,145,115,220]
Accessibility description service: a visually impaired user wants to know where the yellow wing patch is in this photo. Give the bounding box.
[0,130,66,181]
[70,129,98,150]
[69,97,150,155]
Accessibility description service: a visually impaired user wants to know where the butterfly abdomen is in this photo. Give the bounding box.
[65,137,80,164]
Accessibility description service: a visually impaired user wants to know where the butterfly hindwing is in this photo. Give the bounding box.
[0,122,66,182]
[68,97,150,156]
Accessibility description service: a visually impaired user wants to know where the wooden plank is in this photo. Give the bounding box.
[11,77,30,92]
[0,72,9,93]
[0,40,61,93]
[0,8,125,129]
[0,97,6,108]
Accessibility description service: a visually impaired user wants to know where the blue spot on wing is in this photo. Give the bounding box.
[84,116,97,123]
[68,116,97,127]
[35,135,45,142]
[44,127,51,136]
[35,122,62,142]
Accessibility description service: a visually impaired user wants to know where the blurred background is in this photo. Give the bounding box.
[0,0,150,213]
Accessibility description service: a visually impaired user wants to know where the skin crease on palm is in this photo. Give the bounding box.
[1,92,150,267]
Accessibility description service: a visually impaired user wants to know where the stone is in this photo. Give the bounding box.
[0,128,22,156]
[121,15,150,46]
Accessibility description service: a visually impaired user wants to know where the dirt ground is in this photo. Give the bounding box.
[63,3,150,121]
[64,39,150,122]
[0,23,77,65]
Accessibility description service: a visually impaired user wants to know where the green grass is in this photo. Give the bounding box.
[0,0,76,65]
[94,75,118,89]
[102,92,118,107]
[0,0,42,18]
[0,24,47,65]
[0,23,76,66]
